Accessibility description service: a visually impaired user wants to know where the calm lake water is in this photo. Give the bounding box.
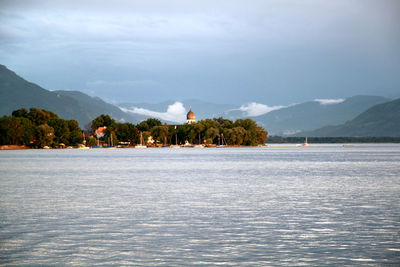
[1,144,400,266]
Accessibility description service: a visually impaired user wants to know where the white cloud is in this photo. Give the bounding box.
[239,102,285,116]
[121,101,187,123]
[314,98,345,105]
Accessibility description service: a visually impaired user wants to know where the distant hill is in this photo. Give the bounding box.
[250,96,389,135]
[0,64,142,127]
[54,90,146,126]
[302,98,400,137]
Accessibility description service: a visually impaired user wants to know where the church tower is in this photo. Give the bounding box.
[186,108,196,124]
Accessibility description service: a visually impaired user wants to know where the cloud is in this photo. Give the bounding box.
[121,101,187,123]
[314,98,345,105]
[239,102,286,116]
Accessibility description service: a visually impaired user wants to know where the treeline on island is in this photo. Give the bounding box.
[88,114,268,147]
[0,108,268,148]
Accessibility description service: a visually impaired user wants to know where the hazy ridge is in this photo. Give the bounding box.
[1,64,398,136]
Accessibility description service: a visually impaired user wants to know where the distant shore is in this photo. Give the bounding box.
[266,136,400,144]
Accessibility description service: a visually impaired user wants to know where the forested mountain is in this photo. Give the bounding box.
[0,65,142,127]
[251,96,389,135]
[54,90,146,127]
[302,98,400,137]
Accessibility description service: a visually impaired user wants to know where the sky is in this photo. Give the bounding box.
[1,0,399,106]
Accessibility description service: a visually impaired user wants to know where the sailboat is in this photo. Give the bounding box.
[105,132,117,148]
[216,133,227,148]
[193,132,205,148]
[135,131,147,148]
[170,127,181,148]
[302,137,310,147]
[162,136,170,148]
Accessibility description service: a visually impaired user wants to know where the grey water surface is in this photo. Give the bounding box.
[1,144,400,266]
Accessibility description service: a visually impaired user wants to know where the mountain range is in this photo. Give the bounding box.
[301,98,400,137]
[248,96,389,135]
[1,64,398,137]
[0,64,143,128]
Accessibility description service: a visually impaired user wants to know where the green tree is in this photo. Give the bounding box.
[0,115,35,145]
[28,108,57,125]
[12,108,28,118]
[176,125,186,144]
[115,122,138,144]
[137,121,149,132]
[145,118,162,129]
[151,124,169,144]
[0,116,11,145]
[87,136,98,147]
[49,117,69,144]
[34,124,54,148]
[232,126,246,145]
[137,118,162,132]
[91,114,116,131]
[205,127,219,144]
[68,120,83,145]
[9,117,35,145]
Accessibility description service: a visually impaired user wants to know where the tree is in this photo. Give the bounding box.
[49,117,69,144]
[91,114,116,131]
[151,124,169,144]
[0,115,35,145]
[232,126,246,145]
[0,116,11,145]
[28,108,57,125]
[137,118,162,132]
[115,122,138,144]
[68,120,83,145]
[9,117,35,145]
[145,118,162,129]
[137,121,149,132]
[34,124,54,148]
[205,127,219,144]
[256,127,268,144]
[87,136,98,147]
[12,108,28,118]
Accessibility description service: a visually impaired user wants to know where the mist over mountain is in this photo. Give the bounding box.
[249,96,390,135]
[302,98,400,137]
[119,100,237,123]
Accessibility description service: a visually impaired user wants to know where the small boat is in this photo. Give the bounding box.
[183,140,194,147]
[135,132,147,148]
[301,137,310,147]
[194,132,205,148]
[193,144,205,148]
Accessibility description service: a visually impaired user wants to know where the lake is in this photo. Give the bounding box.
[1,144,400,265]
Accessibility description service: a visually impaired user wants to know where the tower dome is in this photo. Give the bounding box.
[186,108,196,124]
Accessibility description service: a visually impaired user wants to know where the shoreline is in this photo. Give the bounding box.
[0,145,30,150]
